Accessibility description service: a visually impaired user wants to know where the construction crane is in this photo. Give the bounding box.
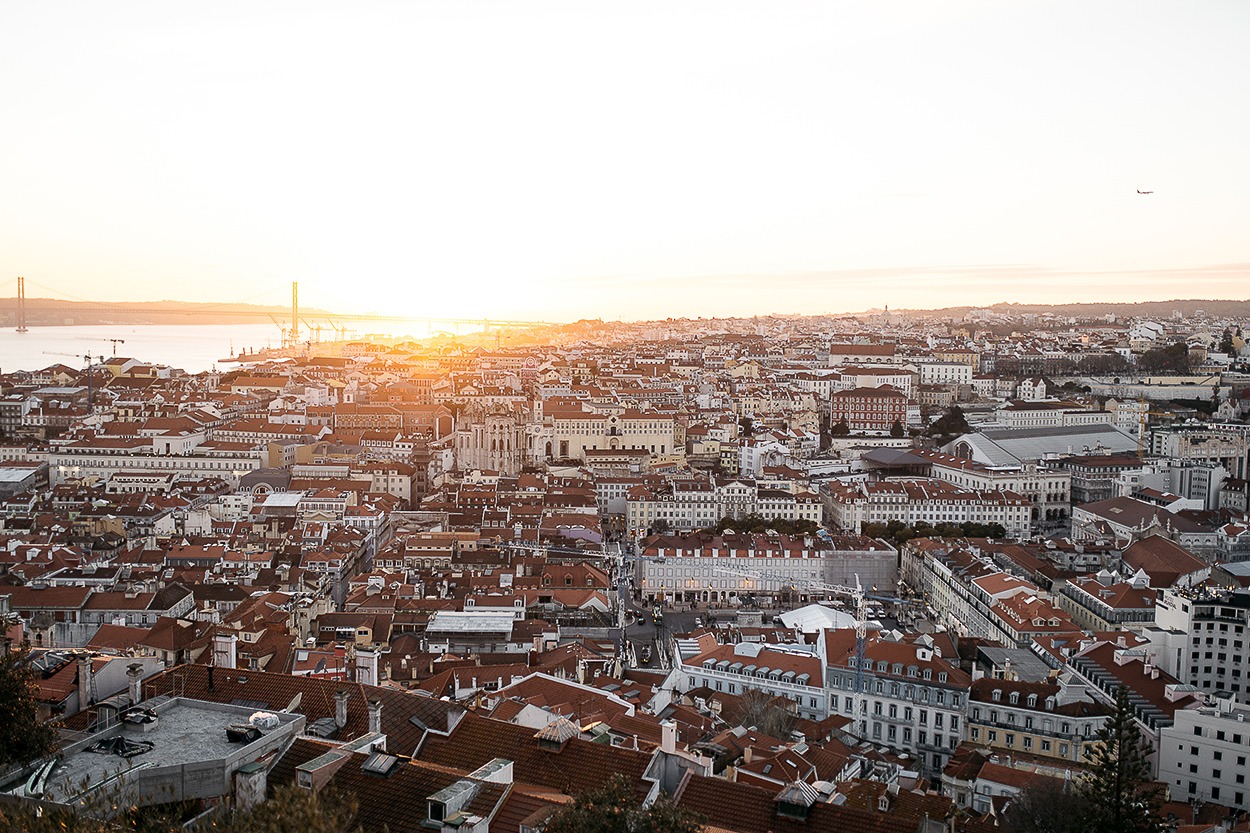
[712,566,884,739]
[43,351,106,407]
[106,338,125,356]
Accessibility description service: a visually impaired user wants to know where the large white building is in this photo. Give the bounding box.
[1146,587,1250,705]
[626,477,822,537]
[822,630,972,777]
[1159,696,1250,810]
[545,404,678,462]
[49,439,264,486]
[910,449,1072,525]
[915,362,973,387]
[823,478,1033,538]
[636,531,896,605]
[678,640,828,721]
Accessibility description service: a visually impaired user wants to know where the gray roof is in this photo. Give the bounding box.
[975,646,1055,682]
[944,424,1138,466]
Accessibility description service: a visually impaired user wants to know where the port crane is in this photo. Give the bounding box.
[42,351,106,407]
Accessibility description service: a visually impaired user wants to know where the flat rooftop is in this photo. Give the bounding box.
[16,696,303,808]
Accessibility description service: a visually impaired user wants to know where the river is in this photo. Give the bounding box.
[0,324,281,374]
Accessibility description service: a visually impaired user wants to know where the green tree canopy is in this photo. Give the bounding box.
[926,405,971,443]
[1137,342,1192,374]
[889,419,906,438]
[541,774,704,833]
[1079,686,1163,833]
[0,641,60,769]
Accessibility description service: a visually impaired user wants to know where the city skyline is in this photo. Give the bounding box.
[2,1,1248,321]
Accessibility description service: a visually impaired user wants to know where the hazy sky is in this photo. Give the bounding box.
[2,1,1248,322]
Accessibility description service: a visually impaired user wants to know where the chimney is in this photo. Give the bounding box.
[660,719,678,754]
[127,662,144,706]
[368,699,384,741]
[235,762,269,811]
[334,689,350,729]
[77,653,94,714]
[213,632,238,670]
[355,647,379,688]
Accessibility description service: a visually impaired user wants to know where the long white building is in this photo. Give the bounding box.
[636,531,896,605]
[49,438,264,486]
[824,478,1033,537]
[626,477,822,536]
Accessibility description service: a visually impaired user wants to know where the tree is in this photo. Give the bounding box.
[1137,343,1192,374]
[730,686,797,739]
[0,640,60,768]
[889,419,905,438]
[830,418,851,437]
[1003,777,1091,833]
[926,405,970,443]
[1220,328,1235,355]
[542,774,704,833]
[1079,686,1163,833]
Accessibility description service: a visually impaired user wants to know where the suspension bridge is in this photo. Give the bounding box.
[0,277,553,345]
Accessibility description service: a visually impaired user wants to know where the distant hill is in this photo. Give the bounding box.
[875,299,1250,320]
[0,297,330,327]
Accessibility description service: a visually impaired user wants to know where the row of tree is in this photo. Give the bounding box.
[859,519,1008,547]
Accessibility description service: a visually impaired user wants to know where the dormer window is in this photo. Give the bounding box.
[938,673,947,684]
[1009,692,1019,705]
[1045,696,1055,710]
[923,669,932,681]
[992,690,1001,702]
[878,795,890,812]
[1027,694,1038,707]
[892,663,903,676]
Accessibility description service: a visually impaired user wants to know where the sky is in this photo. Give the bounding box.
[2,1,1248,323]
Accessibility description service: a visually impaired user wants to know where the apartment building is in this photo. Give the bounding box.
[626,477,822,537]
[1159,695,1250,810]
[967,679,1111,765]
[1056,571,1156,632]
[829,386,907,432]
[1147,587,1250,705]
[824,479,1032,538]
[680,640,828,721]
[823,630,972,777]
[49,439,264,487]
[1149,425,1249,479]
[910,450,1071,524]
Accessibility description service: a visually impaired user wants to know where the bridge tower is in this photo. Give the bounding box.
[290,281,299,347]
[16,276,27,333]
